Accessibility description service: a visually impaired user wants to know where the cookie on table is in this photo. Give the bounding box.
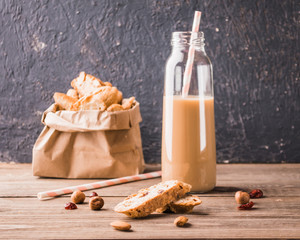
[114,180,191,218]
[156,194,202,213]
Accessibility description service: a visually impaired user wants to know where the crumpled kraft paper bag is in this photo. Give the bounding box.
[32,102,145,178]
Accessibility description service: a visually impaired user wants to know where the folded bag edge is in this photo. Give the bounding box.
[42,101,142,132]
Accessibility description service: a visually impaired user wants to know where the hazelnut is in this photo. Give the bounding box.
[235,191,250,204]
[71,190,85,204]
[89,196,104,210]
[174,216,188,227]
[110,221,131,231]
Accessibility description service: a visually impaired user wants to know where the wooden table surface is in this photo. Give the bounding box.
[0,163,299,239]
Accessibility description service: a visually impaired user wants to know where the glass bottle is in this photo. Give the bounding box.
[161,31,216,192]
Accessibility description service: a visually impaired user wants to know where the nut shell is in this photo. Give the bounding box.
[174,216,188,227]
[110,221,131,231]
[89,196,104,210]
[71,190,85,204]
[235,191,250,204]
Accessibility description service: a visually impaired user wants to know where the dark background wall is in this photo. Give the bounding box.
[0,0,299,164]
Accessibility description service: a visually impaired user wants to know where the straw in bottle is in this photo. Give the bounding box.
[182,11,202,97]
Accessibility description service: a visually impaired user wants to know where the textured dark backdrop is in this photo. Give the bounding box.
[0,0,299,164]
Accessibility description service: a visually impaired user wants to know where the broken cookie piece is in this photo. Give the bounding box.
[114,180,191,218]
[156,195,202,213]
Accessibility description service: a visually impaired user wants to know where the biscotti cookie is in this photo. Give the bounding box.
[156,194,202,213]
[66,89,79,99]
[70,86,120,111]
[53,92,77,110]
[114,180,191,218]
[71,71,105,97]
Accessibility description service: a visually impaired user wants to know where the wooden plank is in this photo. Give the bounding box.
[0,196,299,239]
[1,163,300,239]
[0,163,300,197]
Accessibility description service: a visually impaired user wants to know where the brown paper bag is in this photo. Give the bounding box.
[32,102,145,178]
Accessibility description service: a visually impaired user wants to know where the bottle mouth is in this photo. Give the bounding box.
[172,31,204,37]
[171,31,205,46]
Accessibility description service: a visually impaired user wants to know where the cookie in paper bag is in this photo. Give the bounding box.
[53,92,77,110]
[70,86,120,111]
[71,71,105,97]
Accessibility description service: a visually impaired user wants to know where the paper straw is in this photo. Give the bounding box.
[182,11,202,97]
[37,171,162,200]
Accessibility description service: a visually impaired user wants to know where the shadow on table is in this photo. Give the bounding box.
[191,186,241,195]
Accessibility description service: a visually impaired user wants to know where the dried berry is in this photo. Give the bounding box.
[89,196,104,210]
[71,190,86,204]
[64,202,77,210]
[249,189,263,198]
[235,191,250,204]
[89,191,98,198]
[238,201,254,210]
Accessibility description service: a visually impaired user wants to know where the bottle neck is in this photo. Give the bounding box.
[171,31,205,51]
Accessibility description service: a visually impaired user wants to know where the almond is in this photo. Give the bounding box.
[110,221,131,231]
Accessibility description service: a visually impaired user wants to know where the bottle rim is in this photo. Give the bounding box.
[171,31,204,46]
[172,31,204,37]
